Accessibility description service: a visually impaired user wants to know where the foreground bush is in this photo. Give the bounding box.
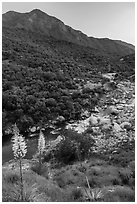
[102,186,135,202]
[2,169,73,202]
[53,131,95,164]
[31,162,49,178]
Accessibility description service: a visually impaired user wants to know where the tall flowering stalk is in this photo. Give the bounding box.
[38,130,45,173]
[12,124,27,201]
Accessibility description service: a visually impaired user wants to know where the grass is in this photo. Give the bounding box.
[3,172,20,185]
[3,160,135,202]
[2,141,135,202]
[101,185,135,202]
[118,168,134,186]
[31,162,49,178]
[69,187,84,201]
[2,167,78,202]
[3,168,135,202]
[52,158,134,188]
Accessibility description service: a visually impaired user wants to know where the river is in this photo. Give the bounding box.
[2,125,66,164]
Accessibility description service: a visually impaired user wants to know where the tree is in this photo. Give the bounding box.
[19,115,34,134]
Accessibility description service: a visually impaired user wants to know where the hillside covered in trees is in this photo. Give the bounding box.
[2,12,135,135]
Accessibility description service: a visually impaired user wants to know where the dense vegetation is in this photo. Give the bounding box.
[2,26,135,136]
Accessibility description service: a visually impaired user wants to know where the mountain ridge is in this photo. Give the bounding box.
[2,9,135,56]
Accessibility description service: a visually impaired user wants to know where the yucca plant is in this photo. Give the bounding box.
[90,188,103,201]
[76,145,103,201]
[37,130,45,174]
[11,124,27,201]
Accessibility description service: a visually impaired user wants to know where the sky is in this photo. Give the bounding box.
[2,2,135,45]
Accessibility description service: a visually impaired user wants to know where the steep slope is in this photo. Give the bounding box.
[2,9,135,56]
[114,40,135,50]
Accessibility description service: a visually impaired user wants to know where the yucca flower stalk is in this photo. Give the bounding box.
[12,124,27,201]
[38,130,45,173]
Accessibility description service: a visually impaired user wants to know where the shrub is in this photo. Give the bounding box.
[112,177,120,185]
[3,169,52,202]
[37,179,72,202]
[2,183,21,202]
[2,180,50,202]
[54,139,77,164]
[53,131,95,164]
[5,172,20,184]
[119,168,133,185]
[23,183,51,202]
[70,187,83,201]
[55,175,66,188]
[77,164,87,173]
[102,186,135,202]
[31,162,49,178]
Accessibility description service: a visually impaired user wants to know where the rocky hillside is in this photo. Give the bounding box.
[3,9,134,56]
[66,78,135,154]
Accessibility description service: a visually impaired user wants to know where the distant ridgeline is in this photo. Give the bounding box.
[2,9,135,135]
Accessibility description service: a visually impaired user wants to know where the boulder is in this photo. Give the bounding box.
[92,126,100,134]
[54,116,65,124]
[29,133,37,137]
[94,107,100,113]
[108,106,119,115]
[98,117,111,125]
[103,82,117,91]
[117,116,129,124]
[116,105,124,110]
[57,116,65,122]
[84,82,102,90]
[102,124,112,131]
[30,126,37,133]
[88,115,98,126]
[81,110,90,118]
[102,73,116,80]
[41,127,45,131]
[113,122,122,132]
[45,135,64,154]
[120,122,131,130]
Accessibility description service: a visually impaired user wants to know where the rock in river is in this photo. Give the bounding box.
[120,122,131,130]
